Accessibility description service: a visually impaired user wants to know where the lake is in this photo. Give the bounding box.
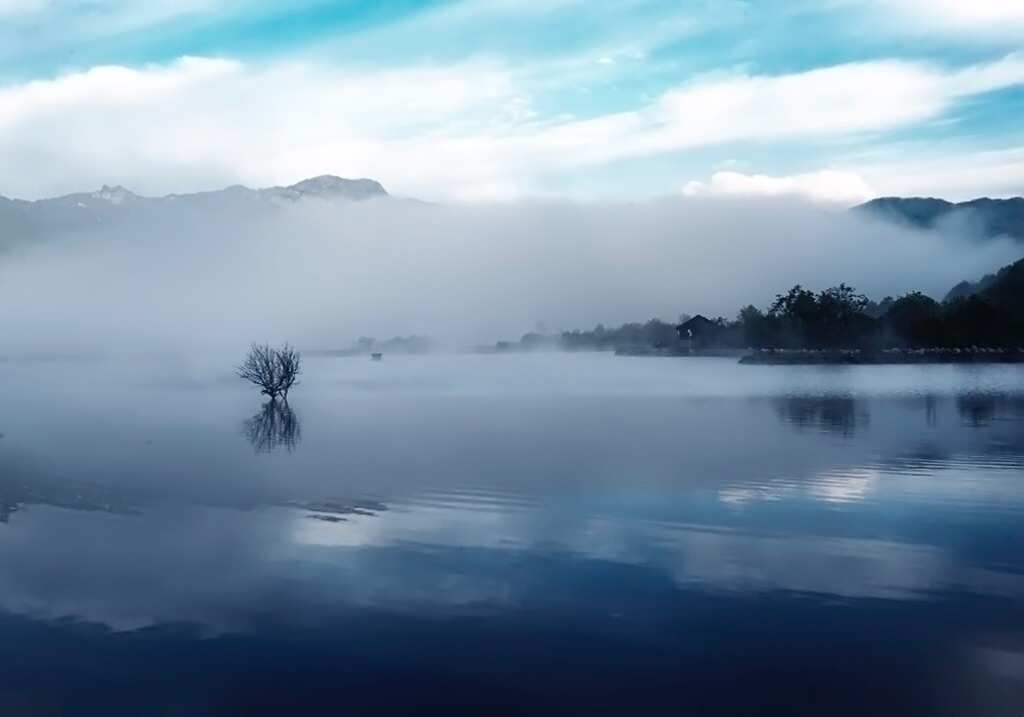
[1,354,1023,715]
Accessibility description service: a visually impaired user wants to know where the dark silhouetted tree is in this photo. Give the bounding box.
[885,292,943,347]
[237,343,302,400]
[737,305,775,348]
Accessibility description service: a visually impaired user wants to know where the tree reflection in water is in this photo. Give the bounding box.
[955,392,1024,427]
[774,395,868,436]
[244,400,301,453]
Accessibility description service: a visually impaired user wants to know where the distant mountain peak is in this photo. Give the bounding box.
[0,175,394,249]
[91,185,138,205]
[271,175,388,201]
[853,195,1024,242]
[5,175,389,206]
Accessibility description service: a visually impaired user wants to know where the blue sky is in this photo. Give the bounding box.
[0,0,1022,202]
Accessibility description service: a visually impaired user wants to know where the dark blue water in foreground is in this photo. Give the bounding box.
[1,355,1023,715]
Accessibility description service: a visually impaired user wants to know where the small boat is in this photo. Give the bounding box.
[370,352,383,361]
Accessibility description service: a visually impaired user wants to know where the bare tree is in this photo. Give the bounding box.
[275,344,301,399]
[237,343,302,400]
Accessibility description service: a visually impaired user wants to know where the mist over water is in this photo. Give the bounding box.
[6,0,1024,711]
[2,353,1024,714]
[0,195,1018,358]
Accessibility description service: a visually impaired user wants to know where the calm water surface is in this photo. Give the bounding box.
[1,354,1023,715]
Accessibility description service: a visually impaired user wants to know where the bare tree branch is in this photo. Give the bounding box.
[237,343,302,400]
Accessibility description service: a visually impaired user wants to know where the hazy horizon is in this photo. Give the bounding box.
[0,191,1018,358]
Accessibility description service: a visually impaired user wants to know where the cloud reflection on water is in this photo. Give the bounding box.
[0,357,1022,636]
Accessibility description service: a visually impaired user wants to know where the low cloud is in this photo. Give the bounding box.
[0,194,1017,357]
[683,170,876,205]
[854,146,1024,201]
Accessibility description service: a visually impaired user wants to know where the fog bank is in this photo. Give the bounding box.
[0,195,1018,357]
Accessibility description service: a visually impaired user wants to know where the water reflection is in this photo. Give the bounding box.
[287,497,390,523]
[959,393,999,427]
[957,392,1024,427]
[925,393,937,427]
[0,462,140,524]
[1,357,1023,714]
[244,399,301,453]
[773,394,868,435]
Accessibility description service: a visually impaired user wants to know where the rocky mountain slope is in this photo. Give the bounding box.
[0,175,388,246]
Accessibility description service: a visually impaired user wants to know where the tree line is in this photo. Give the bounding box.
[499,255,1024,352]
[734,284,1020,350]
[734,255,1023,349]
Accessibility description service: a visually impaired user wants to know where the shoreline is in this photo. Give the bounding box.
[738,349,1024,365]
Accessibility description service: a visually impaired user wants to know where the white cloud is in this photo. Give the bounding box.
[682,170,876,205]
[0,1,241,69]
[647,53,1024,150]
[0,57,527,199]
[854,145,1024,200]
[1,52,1022,200]
[683,146,1024,205]
[0,0,49,16]
[869,0,1024,35]
[0,0,217,21]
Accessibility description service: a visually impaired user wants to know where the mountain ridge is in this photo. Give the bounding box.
[853,195,1024,241]
[1,174,387,205]
[0,175,390,247]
